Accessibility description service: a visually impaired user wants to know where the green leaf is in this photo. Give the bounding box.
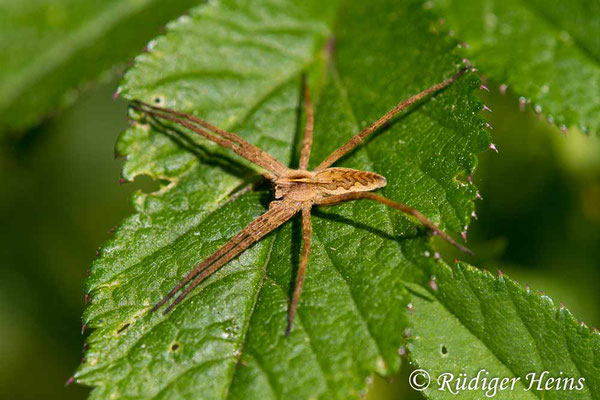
[407,262,600,399]
[431,0,600,135]
[0,0,200,136]
[76,0,488,398]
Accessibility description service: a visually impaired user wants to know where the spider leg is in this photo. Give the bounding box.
[130,100,288,178]
[316,192,472,255]
[132,100,256,147]
[151,228,247,312]
[286,202,312,336]
[154,199,302,314]
[315,67,471,171]
[298,78,314,170]
[163,235,258,314]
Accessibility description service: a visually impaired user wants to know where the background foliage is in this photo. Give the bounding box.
[0,0,199,135]
[433,0,600,135]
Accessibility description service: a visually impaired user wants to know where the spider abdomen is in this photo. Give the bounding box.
[314,167,386,196]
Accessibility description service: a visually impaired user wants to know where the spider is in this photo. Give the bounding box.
[130,66,472,336]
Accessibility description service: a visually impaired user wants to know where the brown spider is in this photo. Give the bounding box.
[130,66,472,336]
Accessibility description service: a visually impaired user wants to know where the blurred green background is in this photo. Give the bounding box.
[1,74,599,400]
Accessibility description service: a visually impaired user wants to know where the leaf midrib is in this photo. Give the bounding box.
[312,227,386,366]
[223,230,335,400]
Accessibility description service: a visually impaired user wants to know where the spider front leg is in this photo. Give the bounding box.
[286,202,312,336]
[130,100,288,179]
[315,67,471,171]
[316,192,472,255]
